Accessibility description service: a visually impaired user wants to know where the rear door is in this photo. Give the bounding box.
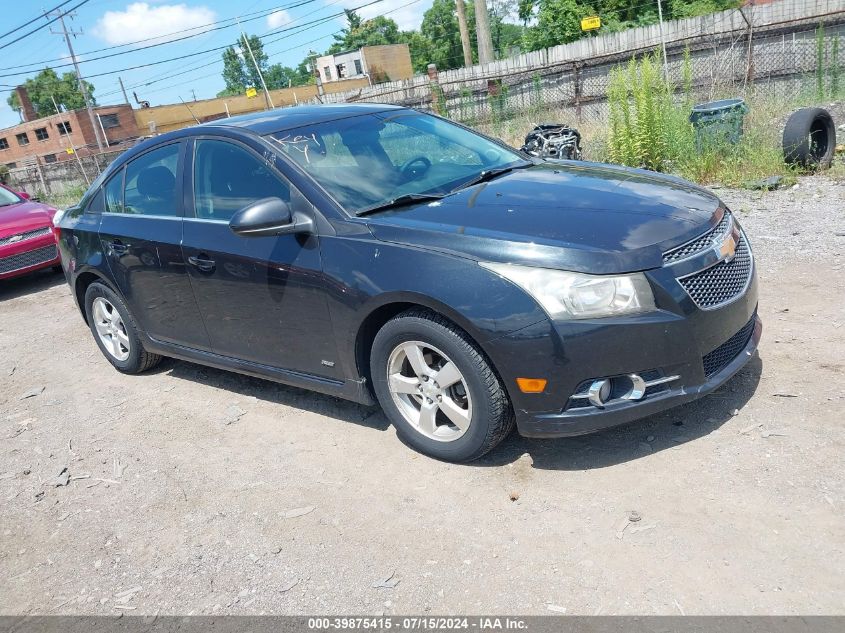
[181,136,339,378]
[98,141,211,350]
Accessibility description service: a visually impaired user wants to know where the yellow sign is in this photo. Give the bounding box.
[245,86,258,98]
[65,148,74,154]
[581,16,601,31]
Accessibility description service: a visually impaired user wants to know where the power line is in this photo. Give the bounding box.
[0,0,323,74]
[0,0,76,41]
[0,0,91,52]
[0,2,378,81]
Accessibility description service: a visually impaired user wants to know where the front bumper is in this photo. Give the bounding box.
[0,233,60,280]
[518,314,761,437]
[485,235,760,439]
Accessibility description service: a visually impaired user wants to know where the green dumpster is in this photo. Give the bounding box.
[689,98,749,150]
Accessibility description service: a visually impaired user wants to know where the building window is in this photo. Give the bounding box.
[323,66,332,81]
[0,138,8,150]
[57,121,72,135]
[354,59,363,75]
[99,113,120,128]
[16,132,29,146]
[43,154,57,163]
[336,63,346,79]
[6,162,16,169]
[35,127,49,141]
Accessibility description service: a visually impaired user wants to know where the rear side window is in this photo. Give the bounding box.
[86,189,105,213]
[193,139,290,221]
[124,144,180,216]
[104,169,124,214]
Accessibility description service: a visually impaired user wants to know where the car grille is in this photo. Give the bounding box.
[0,226,52,247]
[702,313,757,378]
[663,211,732,264]
[0,244,57,274]
[678,234,752,309]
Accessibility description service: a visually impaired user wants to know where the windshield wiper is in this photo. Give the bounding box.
[355,193,445,217]
[451,161,533,192]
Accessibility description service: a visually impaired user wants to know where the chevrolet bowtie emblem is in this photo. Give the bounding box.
[8,235,23,243]
[716,233,737,263]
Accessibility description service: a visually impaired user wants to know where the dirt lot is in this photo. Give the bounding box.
[1,176,844,616]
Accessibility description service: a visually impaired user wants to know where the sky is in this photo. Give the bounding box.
[0,0,436,129]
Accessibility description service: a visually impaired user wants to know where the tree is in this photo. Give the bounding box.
[328,11,402,54]
[218,34,270,96]
[6,68,95,117]
[420,0,477,71]
[519,0,739,52]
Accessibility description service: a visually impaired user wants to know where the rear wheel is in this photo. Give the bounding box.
[371,309,514,462]
[84,282,162,374]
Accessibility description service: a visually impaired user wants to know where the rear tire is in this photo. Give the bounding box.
[782,107,836,169]
[370,309,514,462]
[84,282,162,374]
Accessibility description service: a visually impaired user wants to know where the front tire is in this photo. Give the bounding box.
[84,282,162,374]
[371,309,514,462]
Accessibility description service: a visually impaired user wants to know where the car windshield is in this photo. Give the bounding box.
[0,186,21,208]
[265,111,527,214]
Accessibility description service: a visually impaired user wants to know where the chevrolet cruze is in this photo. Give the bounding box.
[57,104,761,462]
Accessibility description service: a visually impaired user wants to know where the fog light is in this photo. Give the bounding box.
[587,378,612,407]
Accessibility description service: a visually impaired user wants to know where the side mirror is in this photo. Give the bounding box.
[229,197,314,237]
[19,191,31,200]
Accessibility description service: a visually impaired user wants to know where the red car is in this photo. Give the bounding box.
[0,184,62,280]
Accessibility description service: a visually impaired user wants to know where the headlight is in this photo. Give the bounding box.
[480,262,655,319]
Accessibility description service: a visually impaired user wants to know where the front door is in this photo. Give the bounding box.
[181,137,339,378]
[98,141,211,350]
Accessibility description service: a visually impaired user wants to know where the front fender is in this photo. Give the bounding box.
[319,234,548,381]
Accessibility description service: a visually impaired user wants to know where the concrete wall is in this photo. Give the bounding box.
[133,78,370,134]
[361,45,413,83]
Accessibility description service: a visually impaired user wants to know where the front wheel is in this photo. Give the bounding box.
[370,309,514,462]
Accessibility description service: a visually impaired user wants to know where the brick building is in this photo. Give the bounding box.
[1,87,140,168]
[315,44,414,84]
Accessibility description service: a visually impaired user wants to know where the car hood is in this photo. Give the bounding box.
[0,201,57,239]
[365,162,722,274]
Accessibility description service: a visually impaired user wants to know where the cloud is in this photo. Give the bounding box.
[267,9,292,29]
[94,2,216,46]
[335,0,434,31]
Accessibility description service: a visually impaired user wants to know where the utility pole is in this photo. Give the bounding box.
[455,0,473,67]
[50,9,105,152]
[474,0,495,65]
[237,25,274,109]
[656,0,669,80]
[118,77,130,106]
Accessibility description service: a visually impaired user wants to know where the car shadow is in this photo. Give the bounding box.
[145,352,761,468]
[160,358,389,430]
[0,268,65,301]
[475,354,764,471]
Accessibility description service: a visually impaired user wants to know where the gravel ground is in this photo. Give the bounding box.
[1,176,844,615]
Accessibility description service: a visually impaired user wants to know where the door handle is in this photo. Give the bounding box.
[188,254,216,272]
[106,240,129,255]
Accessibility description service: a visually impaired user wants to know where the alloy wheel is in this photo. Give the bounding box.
[92,297,131,362]
[386,340,472,442]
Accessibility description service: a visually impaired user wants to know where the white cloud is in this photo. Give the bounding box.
[267,9,292,29]
[335,0,434,32]
[94,2,216,46]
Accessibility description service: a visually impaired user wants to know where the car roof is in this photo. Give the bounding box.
[203,103,407,135]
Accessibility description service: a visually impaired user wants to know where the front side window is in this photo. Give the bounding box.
[266,112,524,214]
[123,144,180,216]
[0,186,21,207]
[193,139,291,221]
